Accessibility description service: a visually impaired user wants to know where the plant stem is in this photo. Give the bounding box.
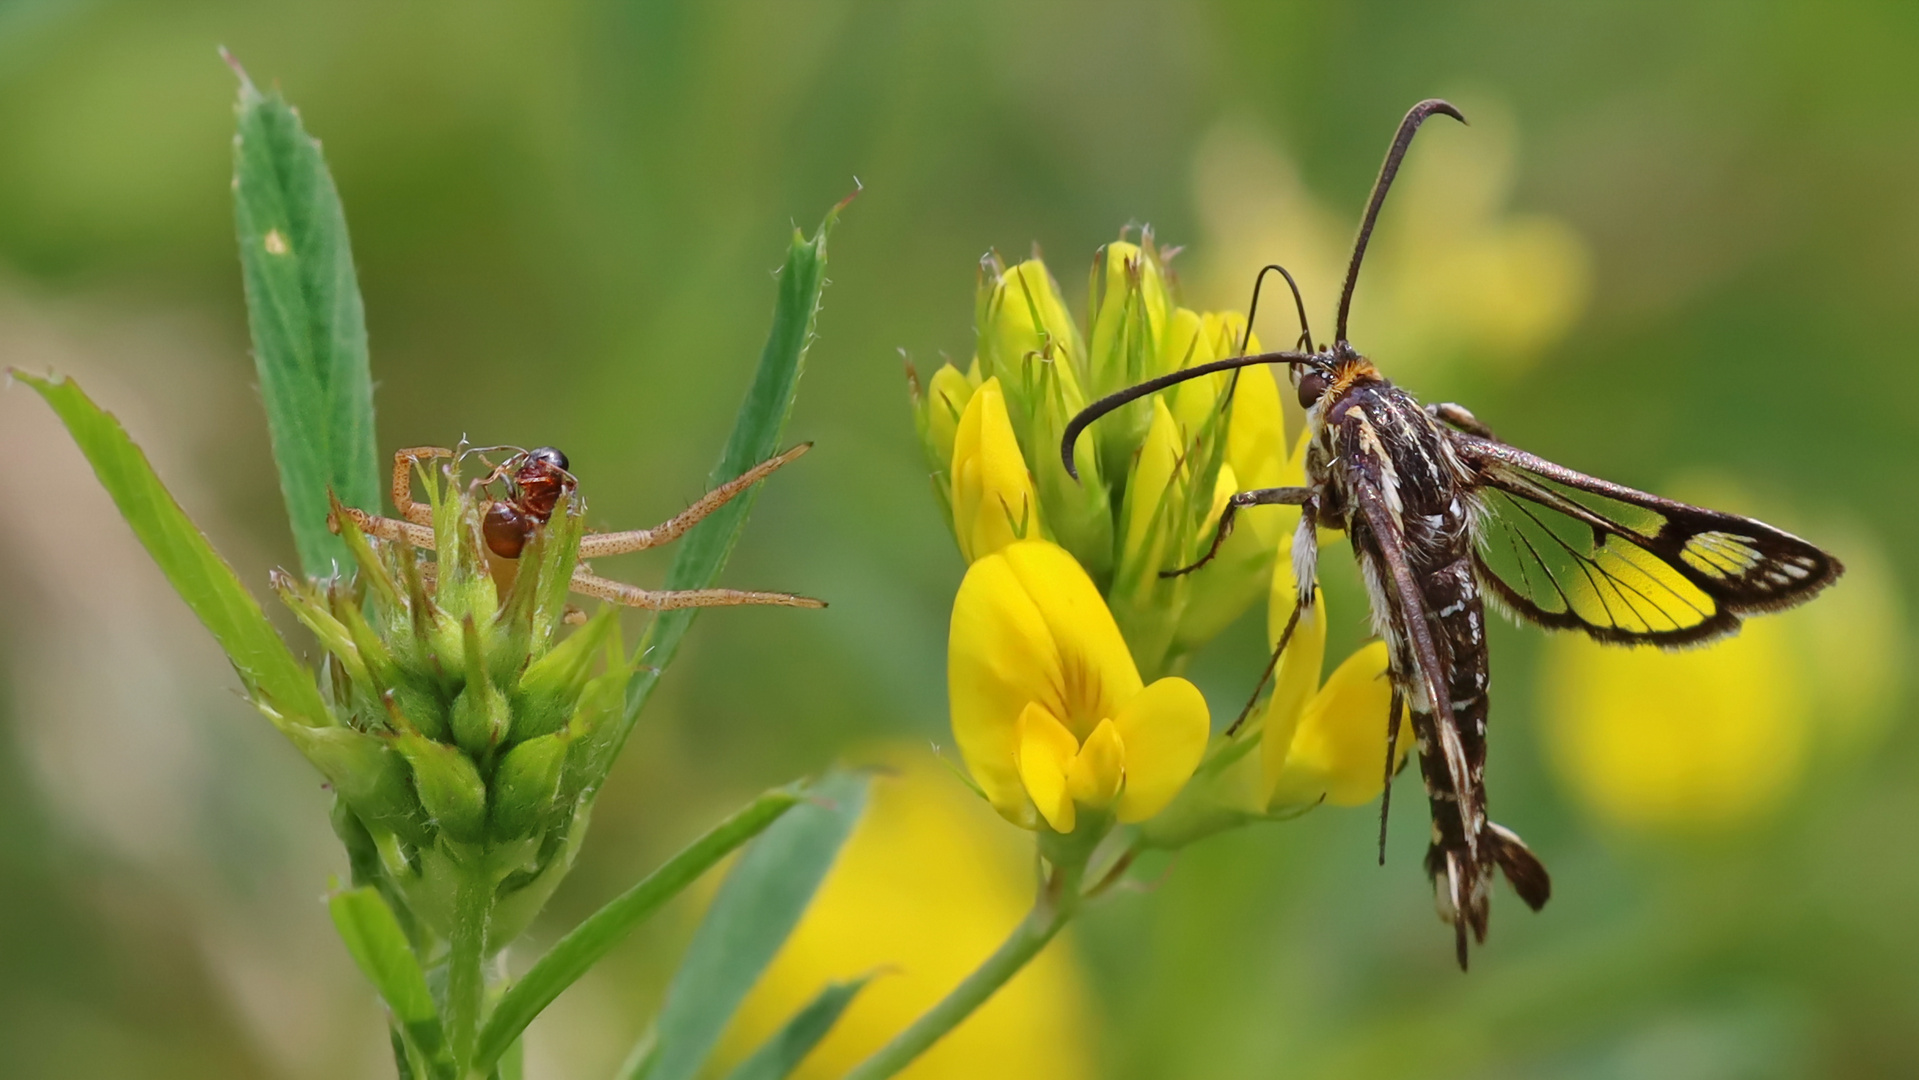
[446,868,493,1072]
[842,869,1077,1080]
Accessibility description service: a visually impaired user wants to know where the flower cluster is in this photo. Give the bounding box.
[274,459,628,951]
[908,235,1395,843]
[911,235,1296,680]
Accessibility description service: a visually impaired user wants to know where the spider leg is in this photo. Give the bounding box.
[578,443,812,559]
[331,504,437,550]
[393,446,454,526]
[569,568,825,610]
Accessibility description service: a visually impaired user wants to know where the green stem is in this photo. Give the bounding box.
[842,867,1077,1080]
[446,869,493,1072]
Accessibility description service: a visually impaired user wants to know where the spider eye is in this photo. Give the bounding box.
[1296,370,1330,409]
[528,446,569,472]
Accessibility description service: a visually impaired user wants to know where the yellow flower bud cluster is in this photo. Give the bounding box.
[907,234,1303,681]
[912,233,1397,843]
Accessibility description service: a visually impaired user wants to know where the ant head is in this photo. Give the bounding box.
[525,446,569,473]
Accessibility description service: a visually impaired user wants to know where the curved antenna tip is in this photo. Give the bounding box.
[1333,99,1470,343]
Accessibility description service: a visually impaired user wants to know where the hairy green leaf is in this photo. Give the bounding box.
[12,371,329,727]
[613,202,845,768]
[228,52,380,577]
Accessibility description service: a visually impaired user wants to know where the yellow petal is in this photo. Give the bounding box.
[1017,702,1079,833]
[1110,676,1210,822]
[1267,641,1399,808]
[951,378,1039,563]
[1259,531,1330,789]
[923,362,977,468]
[985,259,1079,374]
[949,552,1063,826]
[997,541,1143,739]
[1117,398,1185,583]
[1226,363,1280,464]
[1065,718,1125,810]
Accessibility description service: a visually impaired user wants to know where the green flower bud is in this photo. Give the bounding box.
[489,731,569,840]
[286,723,432,848]
[393,730,488,844]
[449,616,509,757]
[272,459,635,950]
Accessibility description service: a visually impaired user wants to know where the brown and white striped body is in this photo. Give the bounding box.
[1300,358,1549,967]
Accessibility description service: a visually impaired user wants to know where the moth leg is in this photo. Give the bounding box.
[1427,402,1497,441]
[330,504,436,550]
[1378,682,1404,866]
[568,568,825,610]
[392,446,453,526]
[1163,485,1314,578]
[1225,582,1315,736]
[577,443,812,558]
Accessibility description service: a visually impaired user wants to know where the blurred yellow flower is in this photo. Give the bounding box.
[720,750,1093,1080]
[950,377,1040,563]
[1542,615,1806,830]
[1540,483,1903,832]
[949,540,1209,833]
[1189,99,1589,381]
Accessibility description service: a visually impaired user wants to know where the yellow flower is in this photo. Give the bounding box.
[949,540,1209,833]
[1538,483,1903,833]
[1252,536,1405,811]
[719,749,1093,1080]
[978,257,1082,396]
[1541,620,1805,831]
[1188,99,1589,382]
[949,377,1040,563]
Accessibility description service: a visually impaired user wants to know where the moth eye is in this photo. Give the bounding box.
[1296,370,1330,408]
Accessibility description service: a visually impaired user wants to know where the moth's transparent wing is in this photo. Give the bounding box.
[1456,436,1841,646]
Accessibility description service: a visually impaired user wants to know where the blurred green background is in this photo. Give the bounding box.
[1,2,1915,1077]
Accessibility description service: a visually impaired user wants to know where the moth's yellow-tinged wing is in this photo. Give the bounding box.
[1456,436,1841,646]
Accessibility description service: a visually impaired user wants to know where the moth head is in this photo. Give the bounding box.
[1290,345,1380,412]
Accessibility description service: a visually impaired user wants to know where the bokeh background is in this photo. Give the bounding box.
[1,2,1915,1077]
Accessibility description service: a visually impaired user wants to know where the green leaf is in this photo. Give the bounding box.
[613,202,845,769]
[639,769,869,1080]
[227,51,380,577]
[722,976,872,1080]
[11,371,329,728]
[468,784,804,1075]
[329,886,454,1080]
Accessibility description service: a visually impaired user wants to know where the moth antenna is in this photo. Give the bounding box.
[1334,98,1467,345]
[1059,349,1316,480]
[1243,263,1313,354]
